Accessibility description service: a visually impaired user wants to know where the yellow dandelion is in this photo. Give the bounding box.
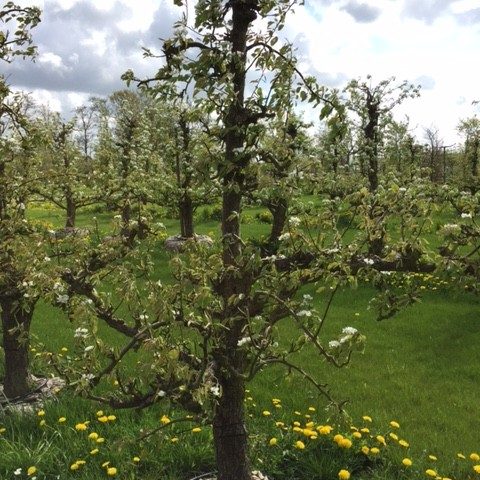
[27,466,37,476]
[96,410,104,417]
[390,420,400,429]
[295,440,305,450]
[361,446,370,455]
[107,415,116,422]
[262,410,271,417]
[70,463,80,471]
[96,437,105,443]
[98,416,109,423]
[426,469,437,477]
[192,427,202,433]
[402,458,413,467]
[474,465,480,474]
[58,417,66,423]
[339,438,352,449]
[133,456,140,463]
[37,410,45,417]
[399,439,409,448]
[160,415,171,425]
[170,437,179,443]
[107,467,117,476]
[370,447,380,455]
[338,469,351,480]
[362,415,372,422]
[376,435,386,445]
[318,425,333,435]
[352,431,362,439]
[75,423,87,431]
[429,455,438,461]
[88,432,99,440]
[457,453,466,459]
[389,432,399,441]
[470,453,480,462]
[269,438,277,446]
[90,449,99,455]
[333,434,344,444]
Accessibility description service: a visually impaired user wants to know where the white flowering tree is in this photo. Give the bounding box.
[42,3,381,480]
[0,2,44,399]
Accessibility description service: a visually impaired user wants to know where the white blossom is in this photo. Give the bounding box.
[237,337,251,347]
[84,345,94,352]
[210,385,221,397]
[328,340,340,349]
[363,258,375,265]
[289,216,301,227]
[461,212,472,219]
[297,310,312,317]
[278,232,291,241]
[74,327,89,339]
[342,326,358,335]
[56,294,69,304]
[14,468,22,476]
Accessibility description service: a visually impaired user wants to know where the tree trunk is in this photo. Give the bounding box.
[179,195,194,238]
[65,190,76,228]
[213,372,250,480]
[1,297,34,399]
[268,199,288,246]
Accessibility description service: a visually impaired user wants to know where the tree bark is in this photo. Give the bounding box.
[179,195,194,238]
[268,198,288,246]
[65,189,76,228]
[1,296,33,399]
[213,373,250,480]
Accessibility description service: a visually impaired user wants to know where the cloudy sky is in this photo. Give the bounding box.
[3,0,480,144]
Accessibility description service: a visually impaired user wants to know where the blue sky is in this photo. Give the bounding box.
[4,0,480,144]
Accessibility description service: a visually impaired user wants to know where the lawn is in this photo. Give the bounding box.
[0,201,479,479]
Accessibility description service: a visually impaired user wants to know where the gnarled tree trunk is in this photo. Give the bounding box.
[1,296,34,399]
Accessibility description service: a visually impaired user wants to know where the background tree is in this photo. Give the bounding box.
[457,116,480,193]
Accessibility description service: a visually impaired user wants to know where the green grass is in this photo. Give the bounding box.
[1,200,479,479]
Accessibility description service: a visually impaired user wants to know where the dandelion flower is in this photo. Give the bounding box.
[338,469,351,480]
[333,434,344,444]
[362,415,372,422]
[88,432,99,440]
[75,423,88,431]
[107,415,116,422]
[361,446,370,455]
[160,415,171,425]
[70,463,80,471]
[470,453,480,462]
[58,417,66,423]
[352,432,362,439]
[133,457,140,463]
[425,469,437,477]
[262,411,271,417]
[339,438,352,449]
[457,453,466,459]
[370,447,380,455]
[98,416,109,423]
[399,439,409,448]
[107,467,117,476]
[90,449,99,455]
[402,458,413,467]
[376,435,386,445]
[390,420,400,429]
[474,465,480,474]
[269,438,277,446]
[295,440,305,450]
[192,427,202,433]
[429,455,437,461]
[37,410,45,417]
[96,437,105,443]
[27,466,37,476]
